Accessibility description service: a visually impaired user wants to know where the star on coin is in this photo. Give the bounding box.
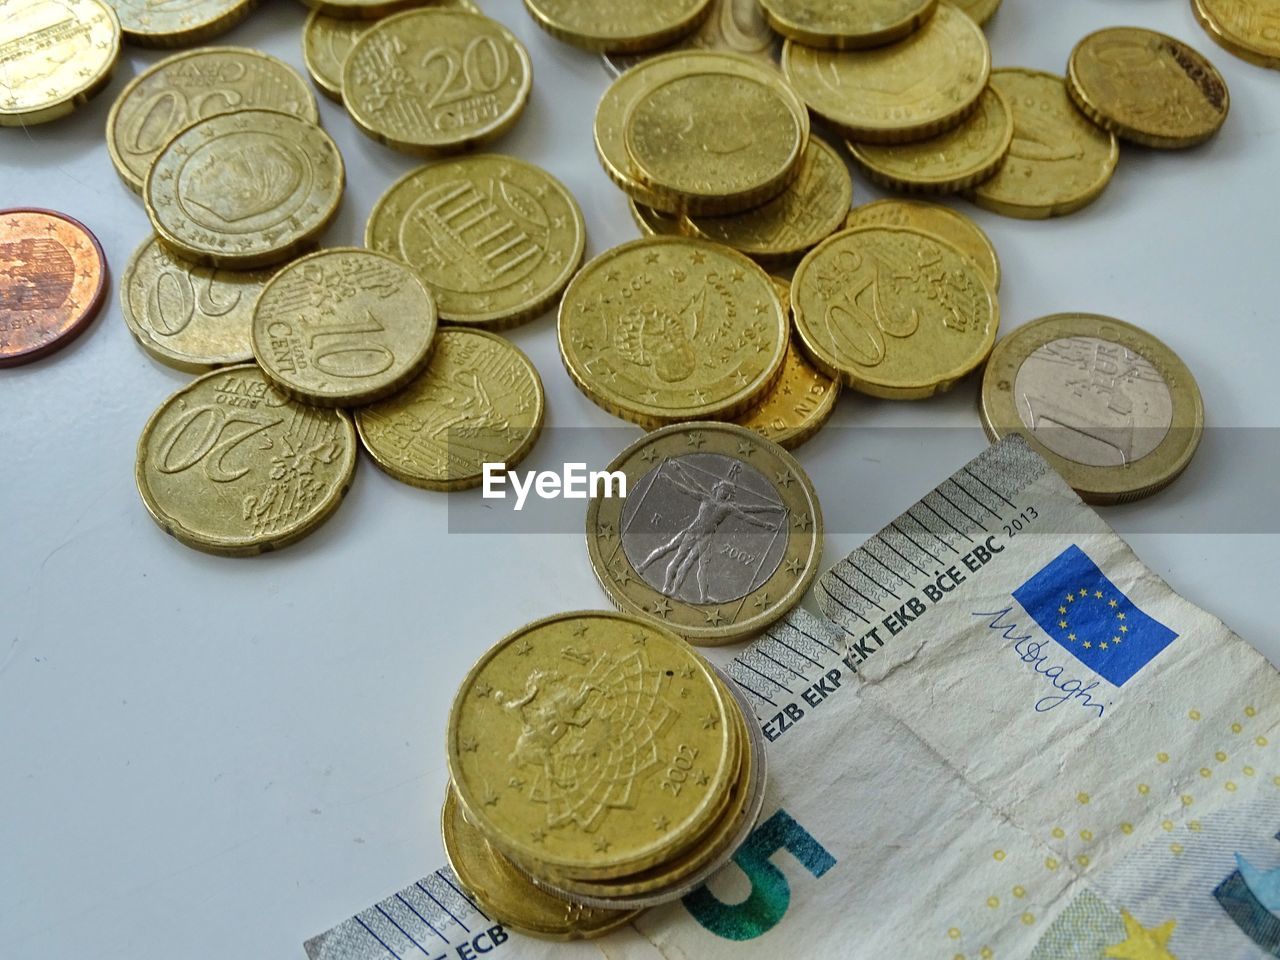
[640,447,659,463]
[754,593,773,610]
[632,631,648,645]
[794,512,813,531]
[687,432,706,448]
[594,837,611,853]
[652,599,672,618]
[737,440,755,455]
[644,252,660,265]
[654,816,670,832]
[702,714,720,729]
[785,557,804,576]
[690,250,706,265]
[693,770,710,787]
[482,789,499,807]
[776,471,795,488]
[705,609,727,626]
[474,682,493,698]
[531,828,547,843]
[613,563,633,587]
[572,623,590,638]
[680,666,696,679]
[460,737,479,752]
[515,640,533,656]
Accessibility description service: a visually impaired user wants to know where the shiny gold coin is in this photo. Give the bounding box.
[251,248,437,407]
[106,0,251,47]
[343,10,531,156]
[586,422,823,645]
[145,109,344,269]
[355,329,545,492]
[970,69,1119,220]
[0,0,120,127]
[366,155,586,329]
[630,200,686,238]
[953,0,1002,26]
[759,0,937,49]
[684,136,852,265]
[447,611,737,880]
[793,225,998,399]
[736,339,840,449]
[980,313,1204,504]
[603,0,780,76]
[135,364,358,556]
[782,4,990,144]
[845,199,1000,291]
[107,47,318,195]
[1193,0,1280,69]
[558,237,788,428]
[848,86,1012,194]
[1067,27,1230,148]
[523,0,713,53]
[297,0,428,17]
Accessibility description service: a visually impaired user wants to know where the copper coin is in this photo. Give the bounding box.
[0,209,108,367]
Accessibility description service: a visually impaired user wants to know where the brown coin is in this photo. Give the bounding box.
[0,209,107,367]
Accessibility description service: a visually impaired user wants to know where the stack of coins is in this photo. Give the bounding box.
[443,611,768,939]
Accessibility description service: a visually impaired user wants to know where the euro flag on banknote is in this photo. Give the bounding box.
[1013,545,1177,687]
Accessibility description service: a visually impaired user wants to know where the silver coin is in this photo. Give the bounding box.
[601,0,781,77]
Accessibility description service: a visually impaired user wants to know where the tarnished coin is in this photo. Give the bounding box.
[980,313,1204,504]
[105,0,251,47]
[0,210,107,367]
[736,339,840,449]
[558,237,788,427]
[587,423,822,644]
[0,0,120,127]
[366,155,586,329]
[793,225,998,399]
[847,86,1012,194]
[1193,0,1280,69]
[684,136,853,264]
[356,329,545,492]
[523,0,713,53]
[759,0,937,49]
[970,69,1119,220]
[107,47,318,195]
[630,200,686,238]
[344,10,532,156]
[145,109,344,269]
[1067,28,1230,149]
[135,365,358,556]
[603,0,780,76]
[954,0,1002,27]
[782,4,990,144]
[251,248,437,407]
[846,199,1000,291]
[121,236,270,372]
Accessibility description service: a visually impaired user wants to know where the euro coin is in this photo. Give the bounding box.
[736,339,840,449]
[523,0,713,53]
[782,4,990,144]
[954,0,1002,27]
[558,237,788,427]
[0,0,120,127]
[980,313,1204,504]
[1193,0,1280,70]
[846,199,1000,291]
[1067,27,1230,148]
[145,109,344,269]
[343,9,531,156]
[970,69,1119,219]
[629,200,686,238]
[297,0,428,17]
[135,365,358,556]
[355,328,545,492]
[107,47,318,195]
[793,225,998,399]
[759,0,937,49]
[603,0,780,76]
[106,0,252,48]
[366,155,586,329]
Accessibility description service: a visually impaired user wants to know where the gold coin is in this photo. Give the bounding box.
[107,47,318,195]
[145,109,344,269]
[1067,27,1230,149]
[0,0,120,127]
[847,86,1012,194]
[558,237,788,428]
[845,198,1000,291]
[736,339,840,449]
[980,313,1204,504]
[604,0,780,76]
[447,611,737,880]
[355,329,545,492]
[251,248,437,407]
[366,155,586,329]
[121,236,271,373]
[759,0,937,49]
[343,9,532,156]
[135,364,358,556]
[793,225,998,399]
[297,0,428,17]
[630,200,686,238]
[684,136,853,264]
[586,422,823,645]
[954,0,1002,26]
[523,0,713,53]
[106,0,252,47]
[970,69,1119,220]
[782,4,990,144]
[1193,0,1280,69]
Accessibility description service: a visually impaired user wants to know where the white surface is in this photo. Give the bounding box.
[2,2,1278,958]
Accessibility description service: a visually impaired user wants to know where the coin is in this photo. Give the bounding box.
[586,423,823,644]
[355,329,545,492]
[296,0,426,16]
[603,0,780,76]
[792,225,999,399]
[135,365,358,556]
[523,0,713,53]
[1067,28,1230,149]
[845,199,1000,291]
[954,0,1002,27]
[106,0,252,47]
[630,200,686,238]
[782,4,990,144]
[684,136,853,265]
[980,313,1204,504]
[0,210,107,368]
[736,339,840,449]
[847,86,1012,194]
[366,155,586,329]
[558,237,788,427]
[343,9,532,156]
[1193,0,1280,69]
[121,236,270,373]
[0,0,120,127]
[970,69,1119,220]
[759,0,937,49]
[107,47,319,195]
[145,109,344,269]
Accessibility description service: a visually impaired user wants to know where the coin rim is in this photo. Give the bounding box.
[110,0,255,48]
[1192,0,1280,70]
[759,0,938,50]
[521,0,715,53]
